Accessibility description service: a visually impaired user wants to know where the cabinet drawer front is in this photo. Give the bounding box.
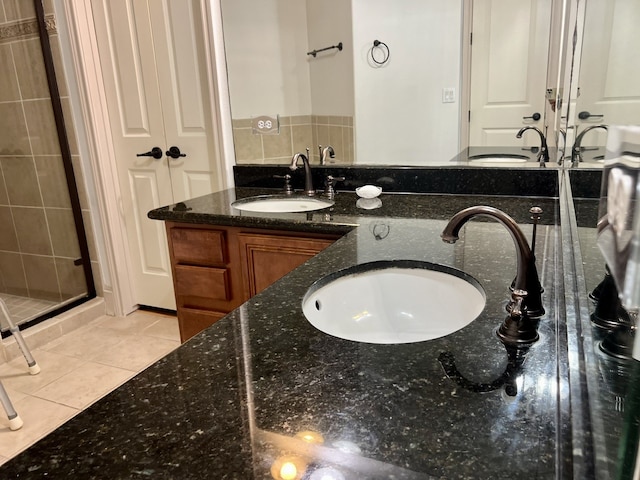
[179,308,226,342]
[174,265,230,300]
[171,228,226,265]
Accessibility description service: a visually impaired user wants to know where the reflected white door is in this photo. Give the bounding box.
[469,0,552,146]
[574,0,640,146]
[91,0,224,309]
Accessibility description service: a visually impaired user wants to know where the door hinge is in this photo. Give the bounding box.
[468,110,471,122]
[470,32,473,45]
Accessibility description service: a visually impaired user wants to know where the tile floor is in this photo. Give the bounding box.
[0,293,59,328]
[0,309,180,465]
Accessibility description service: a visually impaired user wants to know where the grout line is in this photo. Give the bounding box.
[0,313,179,464]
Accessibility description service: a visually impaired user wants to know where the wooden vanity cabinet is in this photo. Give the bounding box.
[166,222,340,342]
[237,233,335,297]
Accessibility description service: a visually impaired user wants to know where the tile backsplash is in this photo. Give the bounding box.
[233,115,354,165]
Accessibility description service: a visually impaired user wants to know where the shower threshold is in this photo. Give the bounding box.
[0,293,89,334]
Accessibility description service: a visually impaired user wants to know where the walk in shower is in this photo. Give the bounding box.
[0,0,94,334]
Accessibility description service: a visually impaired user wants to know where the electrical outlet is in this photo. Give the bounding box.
[442,88,456,103]
[251,115,280,135]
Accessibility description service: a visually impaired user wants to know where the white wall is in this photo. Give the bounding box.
[306,0,354,116]
[221,0,312,117]
[352,0,462,164]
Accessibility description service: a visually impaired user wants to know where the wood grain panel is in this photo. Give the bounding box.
[179,307,226,342]
[170,227,226,265]
[174,264,229,300]
[238,233,335,297]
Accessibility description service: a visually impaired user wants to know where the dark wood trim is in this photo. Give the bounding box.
[34,0,96,299]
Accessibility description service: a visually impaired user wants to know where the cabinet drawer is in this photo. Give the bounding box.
[170,227,226,265]
[179,308,226,342]
[174,265,230,300]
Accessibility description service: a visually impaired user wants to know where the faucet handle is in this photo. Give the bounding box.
[508,289,528,318]
[498,288,540,346]
[273,174,293,194]
[323,175,345,198]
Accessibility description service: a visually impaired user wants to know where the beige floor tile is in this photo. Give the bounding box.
[141,315,180,341]
[91,335,179,372]
[0,307,180,465]
[0,349,85,395]
[0,384,27,405]
[31,361,133,409]
[40,326,130,360]
[0,395,78,458]
[94,312,161,335]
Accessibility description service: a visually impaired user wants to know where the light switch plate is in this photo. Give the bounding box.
[442,88,456,103]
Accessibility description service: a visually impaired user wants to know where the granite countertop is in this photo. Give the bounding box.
[571,189,631,480]
[0,187,567,479]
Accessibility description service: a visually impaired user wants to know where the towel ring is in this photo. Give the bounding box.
[370,40,390,65]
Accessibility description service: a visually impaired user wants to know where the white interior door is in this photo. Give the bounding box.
[91,0,224,309]
[149,1,224,202]
[469,0,552,146]
[574,0,640,146]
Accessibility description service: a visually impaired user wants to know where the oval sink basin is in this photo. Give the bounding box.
[302,260,486,344]
[231,195,334,213]
[468,154,529,164]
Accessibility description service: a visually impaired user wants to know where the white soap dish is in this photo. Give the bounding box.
[356,197,382,210]
[355,185,382,198]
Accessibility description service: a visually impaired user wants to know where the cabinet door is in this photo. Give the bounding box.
[238,233,335,297]
[179,307,226,342]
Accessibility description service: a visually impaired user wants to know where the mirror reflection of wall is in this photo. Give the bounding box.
[221,0,608,165]
[221,0,355,166]
[569,0,640,161]
[222,0,463,166]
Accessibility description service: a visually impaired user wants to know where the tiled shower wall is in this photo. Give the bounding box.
[233,115,354,165]
[0,0,98,304]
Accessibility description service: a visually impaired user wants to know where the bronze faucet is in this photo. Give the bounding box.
[516,126,550,164]
[441,206,544,344]
[571,124,608,163]
[289,152,315,196]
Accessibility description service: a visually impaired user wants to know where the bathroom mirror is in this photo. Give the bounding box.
[221,0,572,166]
[565,0,640,165]
[220,0,639,170]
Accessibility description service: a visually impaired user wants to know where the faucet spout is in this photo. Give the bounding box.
[516,126,549,164]
[441,206,544,318]
[571,124,608,163]
[320,145,335,165]
[289,152,315,196]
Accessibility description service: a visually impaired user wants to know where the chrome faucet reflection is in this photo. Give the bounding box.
[289,152,315,196]
[441,206,544,345]
[571,124,608,163]
[516,126,549,164]
[319,145,335,165]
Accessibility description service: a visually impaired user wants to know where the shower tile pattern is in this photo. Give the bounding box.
[0,1,98,314]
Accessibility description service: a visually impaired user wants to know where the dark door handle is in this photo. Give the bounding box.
[523,112,541,121]
[578,111,604,120]
[136,147,163,159]
[166,146,186,159]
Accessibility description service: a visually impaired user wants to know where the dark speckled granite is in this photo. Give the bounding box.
[568,189,630,480]
[1,186,567,479]
[234,164,560,198]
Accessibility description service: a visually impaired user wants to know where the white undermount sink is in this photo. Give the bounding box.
[302,261,486,344]
[231,195,334,213]
[468,154,529,164]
